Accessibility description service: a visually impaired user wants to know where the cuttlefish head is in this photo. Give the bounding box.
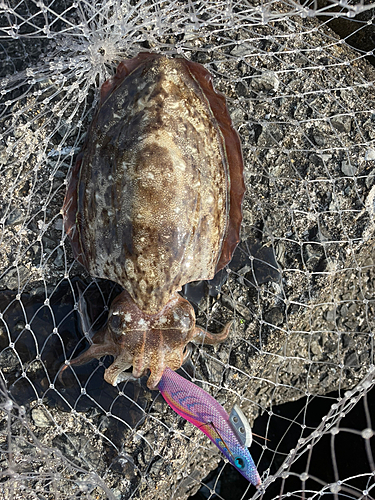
[60,289,232,390]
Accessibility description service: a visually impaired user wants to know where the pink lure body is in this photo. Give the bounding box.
[158,367,261,486]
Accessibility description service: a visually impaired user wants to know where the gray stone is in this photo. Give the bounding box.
[330,116,352,133]
[5,208,24,227]
[365,148,375,161]
[345,351,359,367]
[264,307,284,326]
[250,70,280,92]
[31,407,53,427]
[341,160,357,176]
[0,265,29,290]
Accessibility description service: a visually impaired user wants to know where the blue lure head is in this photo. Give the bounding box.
[211,423,261,486]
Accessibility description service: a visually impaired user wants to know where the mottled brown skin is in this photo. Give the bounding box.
[62,52,245,389]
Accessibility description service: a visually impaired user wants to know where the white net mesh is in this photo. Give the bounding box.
[0,1,375,499]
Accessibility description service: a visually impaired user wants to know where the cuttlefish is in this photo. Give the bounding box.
[62,52,245,389]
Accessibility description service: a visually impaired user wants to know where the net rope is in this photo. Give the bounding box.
[0,1,374,499]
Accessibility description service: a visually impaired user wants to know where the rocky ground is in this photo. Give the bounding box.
[0,2,374,499]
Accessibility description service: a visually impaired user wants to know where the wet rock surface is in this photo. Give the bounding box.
[0,6,375,500]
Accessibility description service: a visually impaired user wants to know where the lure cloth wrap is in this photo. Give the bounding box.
[158,367,261,486]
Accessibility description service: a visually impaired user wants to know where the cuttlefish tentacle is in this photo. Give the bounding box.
[58,327,119,382]
[192,320,234,345]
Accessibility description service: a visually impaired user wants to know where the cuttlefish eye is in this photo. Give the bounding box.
[235,457,245,470]
[109,313,122,333]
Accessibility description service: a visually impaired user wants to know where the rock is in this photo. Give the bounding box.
[365,149,375,161]
[330,116,352,133]
[250,70,280,92]
[345,351,359,367]
[0,265,29,290]
[5,208,24,227]
[31,407,52,427]
[264,307,284,326]
[341,160,357,176]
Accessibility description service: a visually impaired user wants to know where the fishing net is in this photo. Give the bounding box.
[0,0,375,498]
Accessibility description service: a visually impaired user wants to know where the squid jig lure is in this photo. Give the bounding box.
[158,367,261,486]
